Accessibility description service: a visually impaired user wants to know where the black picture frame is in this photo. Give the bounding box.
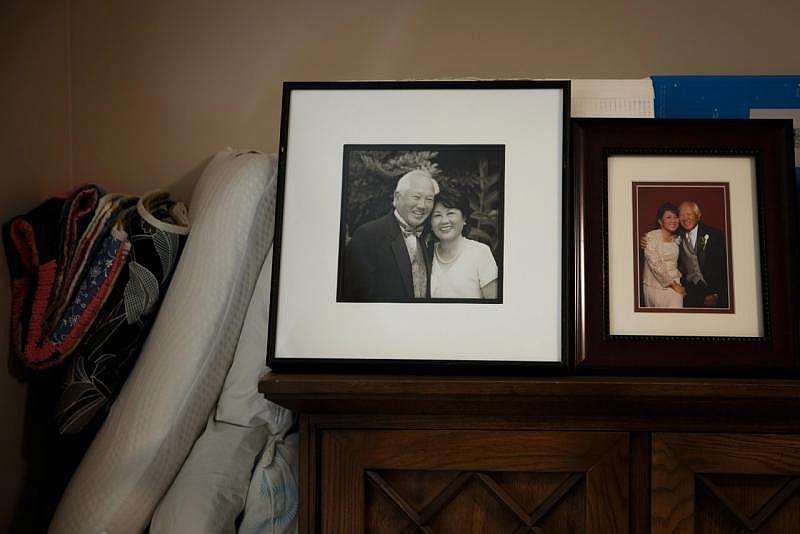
[573,118,799,373]
[267,80,570,374]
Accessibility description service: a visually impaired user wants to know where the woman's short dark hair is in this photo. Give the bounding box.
[433,187,472,236]
[655,202,679,226]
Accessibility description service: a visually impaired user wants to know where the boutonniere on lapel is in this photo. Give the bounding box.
[701,233,710,251]
[674,235,682,246]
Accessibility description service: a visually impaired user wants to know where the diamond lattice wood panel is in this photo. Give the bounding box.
[366,470,585,533]
[321,430,629,533]
[652,433,800,534]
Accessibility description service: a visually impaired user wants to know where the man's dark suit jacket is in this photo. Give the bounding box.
[678,221,729,308]
[340,212,432,302]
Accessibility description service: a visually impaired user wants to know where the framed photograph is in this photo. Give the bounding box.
[268,80,570,372]
[573,118,799,371]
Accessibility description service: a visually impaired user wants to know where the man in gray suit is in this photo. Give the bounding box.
[675,201,729,308]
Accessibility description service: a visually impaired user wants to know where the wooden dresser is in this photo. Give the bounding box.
[260,374,800,533]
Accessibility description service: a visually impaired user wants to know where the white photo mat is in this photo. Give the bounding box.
[273,86,566,362]
[607,155,763,337]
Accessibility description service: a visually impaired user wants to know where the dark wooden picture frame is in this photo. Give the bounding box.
[573,118,799,372]
[268,80,571,374]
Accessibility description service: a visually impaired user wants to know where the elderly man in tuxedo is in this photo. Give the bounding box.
[676,201,729,308]
[341,169,439,301]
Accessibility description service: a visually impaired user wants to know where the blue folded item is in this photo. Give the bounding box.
[653,75,800,186]
[652,75,800,119]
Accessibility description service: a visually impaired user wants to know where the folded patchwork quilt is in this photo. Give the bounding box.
[3,184,134,369]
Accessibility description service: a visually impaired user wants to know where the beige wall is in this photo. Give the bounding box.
[2,0,799,528]
[68,0,800,202]
[1,0,71,530]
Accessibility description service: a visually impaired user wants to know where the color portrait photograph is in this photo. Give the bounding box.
[633,182,733,314]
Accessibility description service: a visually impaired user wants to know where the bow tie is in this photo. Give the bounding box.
[398,221,423,239]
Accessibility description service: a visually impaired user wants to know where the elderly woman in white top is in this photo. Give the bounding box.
[429,187,498,299]
[642,202,686,308]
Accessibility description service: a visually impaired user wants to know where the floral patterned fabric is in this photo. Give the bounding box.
[57,191,190,434]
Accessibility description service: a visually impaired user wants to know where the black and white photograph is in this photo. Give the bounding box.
[337,145,504,303]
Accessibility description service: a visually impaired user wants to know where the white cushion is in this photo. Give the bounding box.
[151,245,293,532]
[149,416,269,534]
[215,246,292,433]
[49,148,278,534]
